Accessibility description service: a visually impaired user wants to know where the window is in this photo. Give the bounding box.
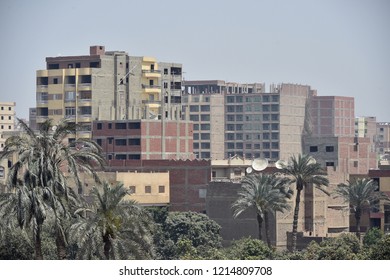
[271,142,279,149]
[271,124,279,130]
[227,96,235,103]
[65,107,76,116]
[159,186,165,193]
[353,161,358,167]
[190,105,199,112]
[190,115,199,121]
[65,92,76,101]
[96,139,102,146]
[128,122,141,129]
[164,68,168,75]
[108,138,113,144]
[201,124,210,130]
[227,143,235,149]
[326,162,335,166]
[0,166,4,178]
[201,143,210,149]
[115,154,127,160]
[115,123,127,129]
[310,146,318,152]
[97,123,103,130]
[108,123,112,129]
[145,186,152,193]
[128,154,141,159]
[201,133,210,140]
[354,145,358,152]
[200,105,210,112]
[201,115,210,121]
[37,92,48,103]
[227,114,235,121]
[115,139,127,146]
[129,186,136,193]
[129,139,141,146]
[326,146,334,152]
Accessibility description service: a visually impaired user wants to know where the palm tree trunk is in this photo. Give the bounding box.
[56,230,67,260]
[256,213,263,241]
[264,211,271,248]
[355,209,361,240]
[292,187,302,252]
[103,234,112,260]
[35,223,43,260]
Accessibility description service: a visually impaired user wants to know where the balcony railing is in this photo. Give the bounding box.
[142,84,161,89]
[142,69,161,73]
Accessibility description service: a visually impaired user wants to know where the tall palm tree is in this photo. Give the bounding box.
[280,154,329,252]
[335,178,390,239]
[0,118,105,259]
[70,182,155,260]
[232,173,293,247]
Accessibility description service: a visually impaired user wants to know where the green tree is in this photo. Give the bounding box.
[304,234,361,260]
[368,234,390,260]
[154,211,222,260]
[363,227,383,248]
[280,154,329,252]
[70,182,155,260]
[0,118,105,259]
[335,178,390,239]
[225,237,274,260]
[232,173,293,247]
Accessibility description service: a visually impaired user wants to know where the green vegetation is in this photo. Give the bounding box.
[279,154,330,251]
[0,119,389,259]
[232,173,292,247]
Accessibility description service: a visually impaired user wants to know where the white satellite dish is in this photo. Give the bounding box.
[308,157,316,165]
[252,158,268,171]
[246,167,253,174]
[275,159,287,169]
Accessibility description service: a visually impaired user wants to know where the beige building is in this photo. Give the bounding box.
[183,81,315,161]
[36,46,183,139]
[76,171,170,206]
[0,102,16,192]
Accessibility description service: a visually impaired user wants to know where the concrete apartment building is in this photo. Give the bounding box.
[182,81,316,162]
[35,46,183,138]
[92,119,194,160]
[304,96,377,174]
[376,122,390,167]
[0,102,16,192]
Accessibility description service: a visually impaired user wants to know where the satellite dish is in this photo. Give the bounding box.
[246,167,253,174]
[275,159,287,169]
[308,157,316,165]
[252,158,268,171]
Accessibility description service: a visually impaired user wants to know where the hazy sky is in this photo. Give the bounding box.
[0,0,389,121]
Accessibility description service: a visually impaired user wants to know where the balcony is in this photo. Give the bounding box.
[77,115,92,123]
[78,83,91,90]
[142,84,161,93]
[78,99,92,106]
[142,69,161,78]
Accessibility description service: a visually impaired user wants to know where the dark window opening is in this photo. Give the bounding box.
[115,123,127,129]
[90,61,100,68]
[326,146,334,152]
[129,139,141,146]
[128,122,141,129]
[37,77,48,85]
[96,139,102,146]
[108,123,112,129]
[48,64,59,69]
[310,146,318,152]
[115,154,127,160]
[75,63,81,68]
[65,76,76,84]
[115,139,127,146]
[80,75,91,83]
[128,154,141,160]
[170,67,182,75]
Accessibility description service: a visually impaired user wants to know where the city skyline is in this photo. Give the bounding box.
[0,0,389,121]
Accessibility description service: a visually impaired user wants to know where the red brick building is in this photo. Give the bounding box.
[92,119,194,160]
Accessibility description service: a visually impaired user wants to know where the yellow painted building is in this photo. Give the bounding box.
[76,171,170,206]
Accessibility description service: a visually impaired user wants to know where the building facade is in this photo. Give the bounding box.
[182,81,315,161]
[92,119,194,160]
[35,46,183,138]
